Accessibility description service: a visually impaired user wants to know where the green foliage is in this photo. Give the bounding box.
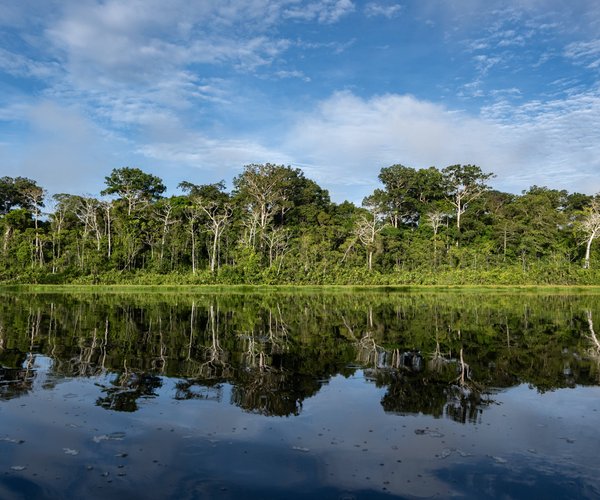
[0,176,44,214]
[1,163,599,286]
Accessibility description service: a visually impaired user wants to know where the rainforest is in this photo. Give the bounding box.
[1,163,599,285]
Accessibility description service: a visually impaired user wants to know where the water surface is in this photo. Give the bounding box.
[0,291,599,499]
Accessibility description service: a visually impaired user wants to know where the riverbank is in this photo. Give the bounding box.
[2,263,600,288]
[4,283,600,296]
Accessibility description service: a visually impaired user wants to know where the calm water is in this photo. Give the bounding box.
[0,291,599,499]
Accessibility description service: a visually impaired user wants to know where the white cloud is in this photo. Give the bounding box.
[43,85,595,201]
[274,69,311,82]
[8,101,120,196]
[136,131,292,190]
[282,90,600,200]
[0,48,60,79]
[364,3,403,19]
[43,0,355,80]
[0,102,32,122]
[284,92,499,186]
[284,0,355,24]
[564,39,600,69]
[2,0,600,204]
[46,2,294,86]
[138,135,285,168]
[32,0,315,141]
[473,54,502,75]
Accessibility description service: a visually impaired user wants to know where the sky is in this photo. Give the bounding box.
[1,0,599,203]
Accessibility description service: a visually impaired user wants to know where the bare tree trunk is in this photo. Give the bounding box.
[503,224,508,262]
[191,219,196,274]
[584,232,596,269]
[104,204,112,259]
[210,230,219,274]
[33,208,43,267]
[3,225,11,254]
[581,198,600,269]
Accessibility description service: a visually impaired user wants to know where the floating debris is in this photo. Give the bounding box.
[414,428,444,438]
[63,448,79,456]
[0,437,25,444]
[93,432,126,443]
[292,446,310,452]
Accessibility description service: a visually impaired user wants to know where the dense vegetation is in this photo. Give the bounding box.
[1,163,600,284]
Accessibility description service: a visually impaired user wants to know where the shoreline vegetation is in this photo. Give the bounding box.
[5,282,600,294]
[0,284,600,298]
[1,163,599,287]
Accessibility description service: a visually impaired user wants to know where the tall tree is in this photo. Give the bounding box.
[442,164,494,232]
[180,181,232,274]
[0,177,45,265]
[233,163,307,250]
[353,203,386,272]
[425,209,447,266]
[500,186,569,268]
[365,165,447,229]
[581,195,600,269]
[101,167,166,216]
[21,180,46,267]
[0,176,43,215]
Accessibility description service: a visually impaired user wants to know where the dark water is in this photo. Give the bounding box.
[0,291,599,499]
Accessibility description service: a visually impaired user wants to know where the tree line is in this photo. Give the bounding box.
[1,163,599,284]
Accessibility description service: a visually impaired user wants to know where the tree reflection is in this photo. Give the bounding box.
[0,364,35,400]
[174,380,223,402]
[586,310,600,382]
[96,367,162,412]
[377,325,495,423]
[231,303,305,416]
[0,292,597,420]
[182,302,233,381]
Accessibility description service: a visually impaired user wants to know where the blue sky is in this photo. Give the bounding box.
[1,0,599,203]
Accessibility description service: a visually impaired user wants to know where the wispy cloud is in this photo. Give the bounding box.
[294,38,356,54]
[0,48,60,79]
[364,3,403,19]
[274,69,311,82]
[2,0,600,203]
[46,4,293,85]
[283,0,355,24]
[564,39,600,69]
[136,131,292,190]
[19,0,357,140]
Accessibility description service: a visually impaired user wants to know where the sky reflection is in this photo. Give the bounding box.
[0,361,599,499]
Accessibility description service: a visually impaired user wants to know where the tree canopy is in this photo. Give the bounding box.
[0,163,598,285]
[101,167,166,215]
